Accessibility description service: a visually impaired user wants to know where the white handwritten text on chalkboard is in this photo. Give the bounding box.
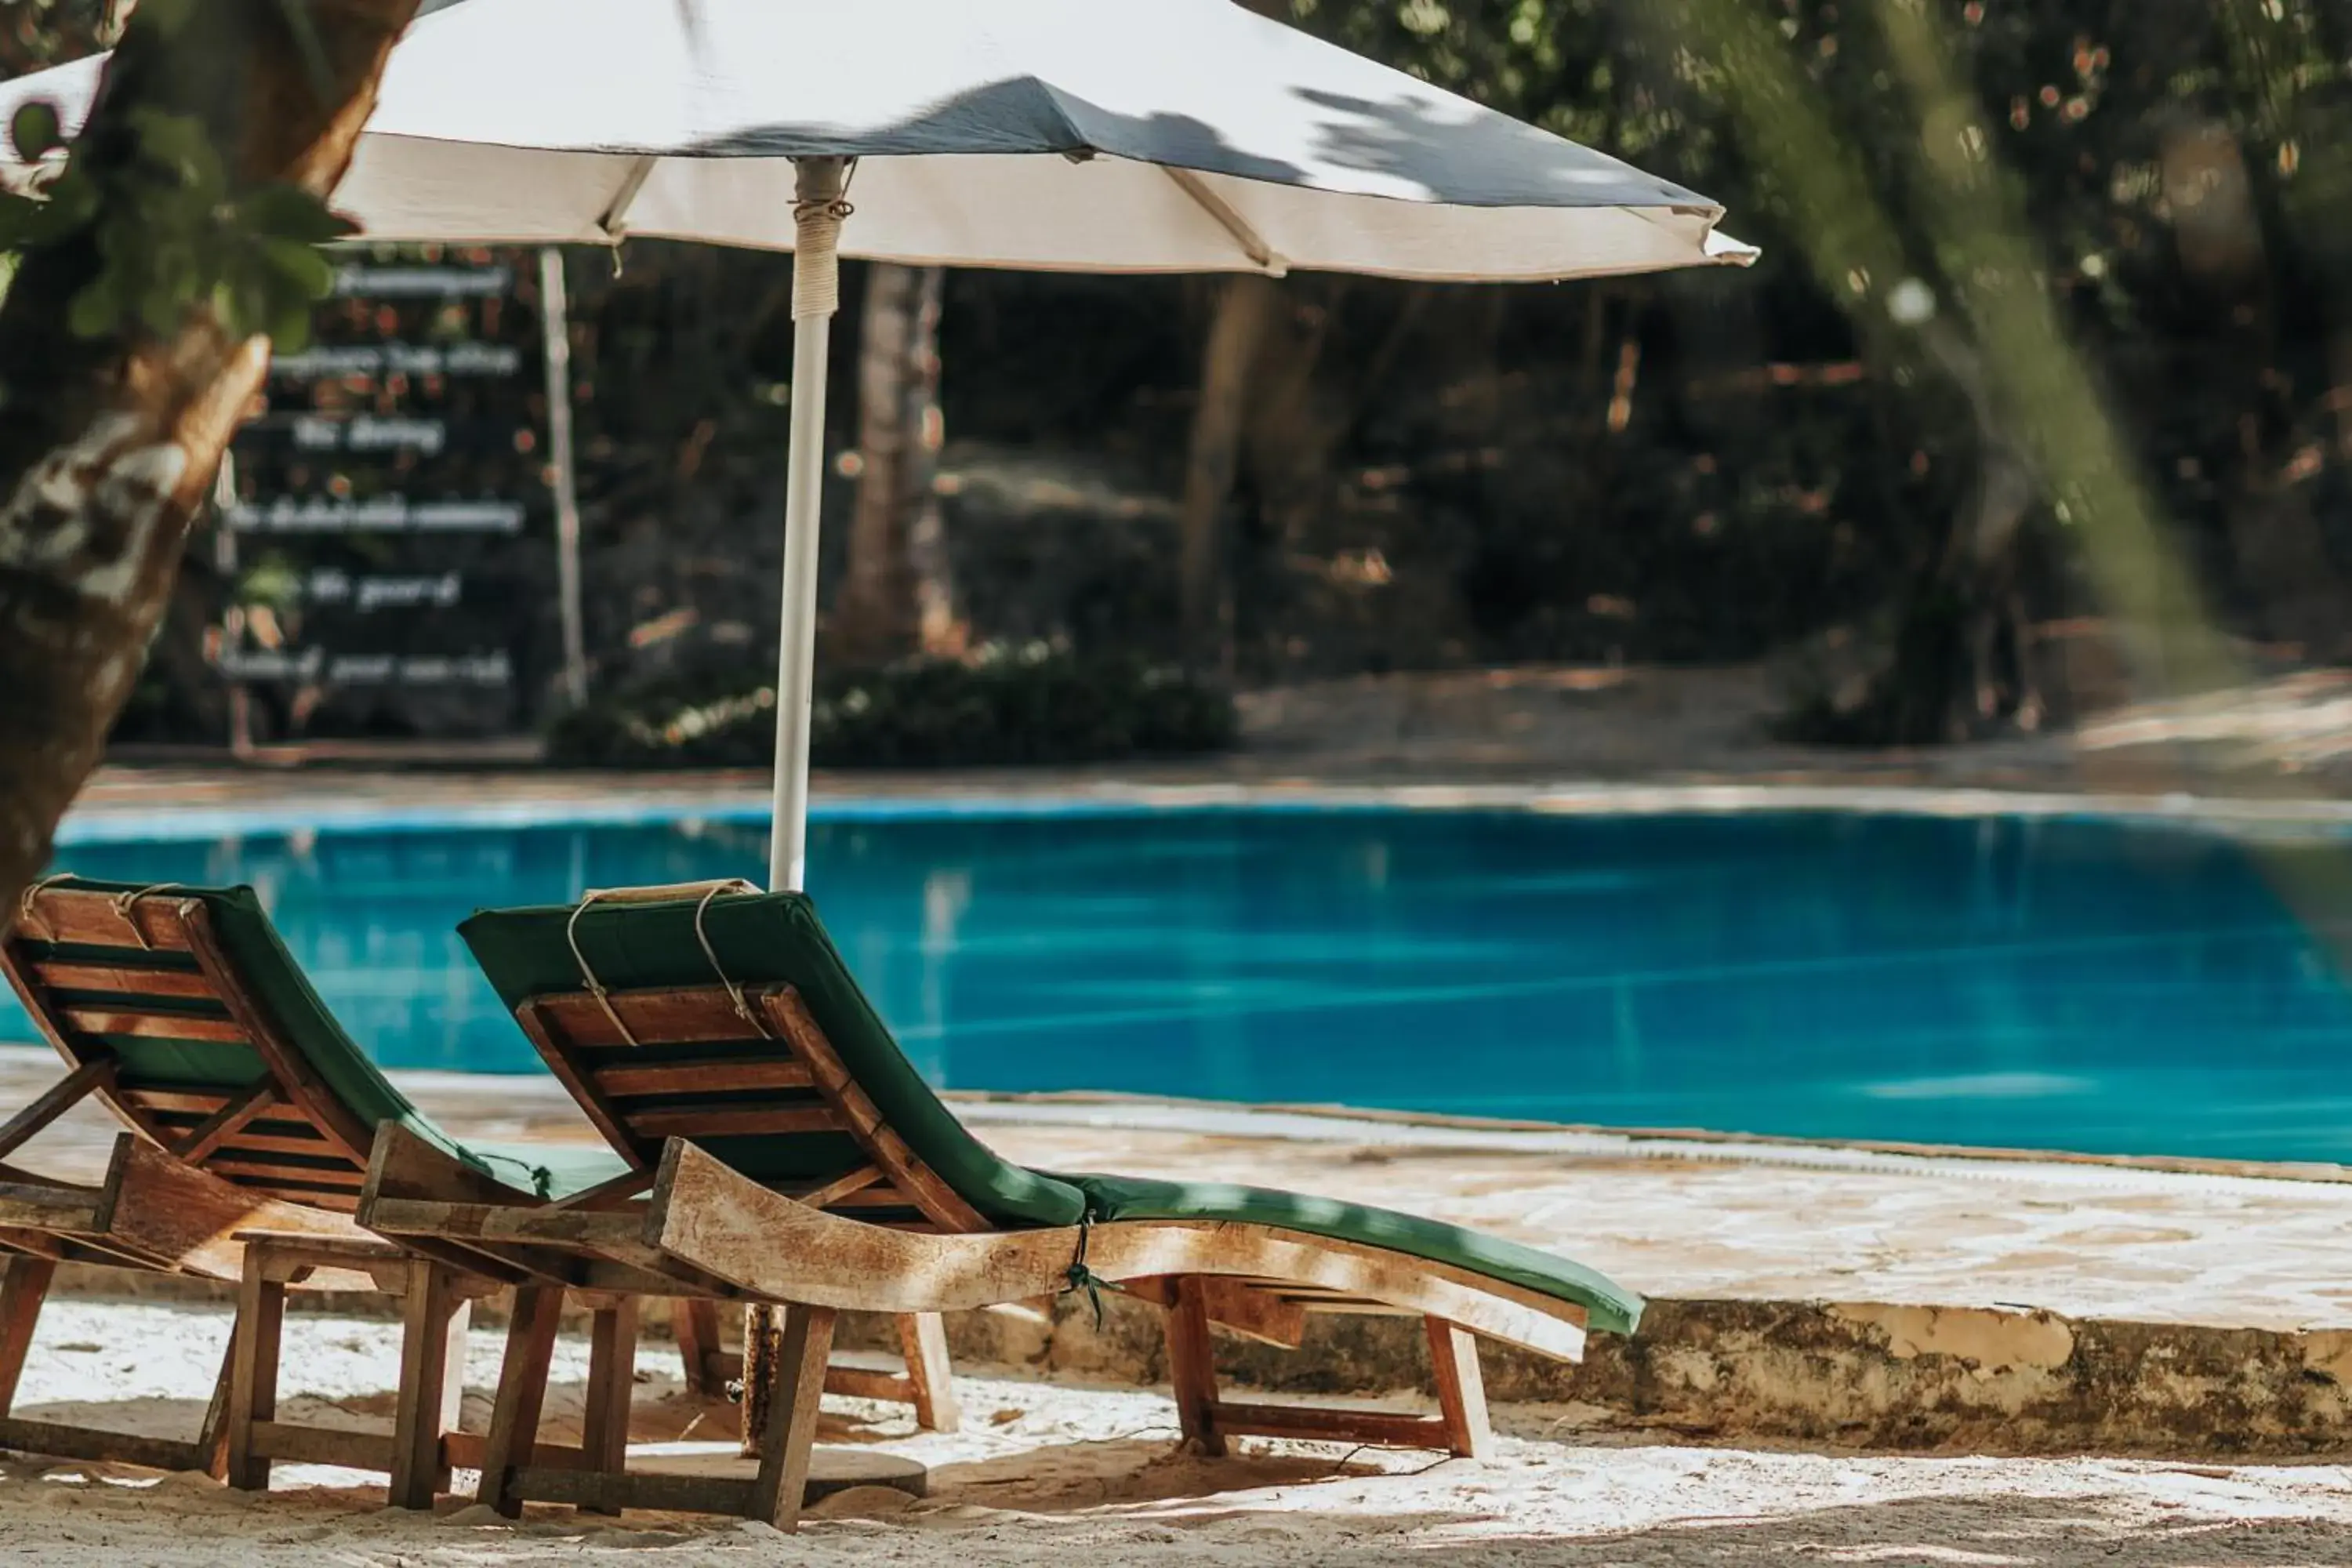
[274,341,523,379]
[227,498,525,534]
[219,648,514,686]
[291,415,448,454]
[302,569,465,610]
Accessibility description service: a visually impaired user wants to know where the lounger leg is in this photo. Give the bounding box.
[0,1255,56,1417]
[747,1303,835,1531]
[579,1297,640,1515]
[441,1295,474,1438]
[671,1298,725,1399]
[224,1248,286,1492]
[1163,1277,1225,1457]
[389,1261,469,1509]
[896,1313,960,1434]
[192,1321,239,1480]
[478,1285,563,1519]
[1425,1318,1493,1460]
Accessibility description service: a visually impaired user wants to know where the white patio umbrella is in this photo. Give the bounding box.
[2,0,1755,891]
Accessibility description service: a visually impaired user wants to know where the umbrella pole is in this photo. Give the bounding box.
[746,155,855,1465]
[768,156,851,893]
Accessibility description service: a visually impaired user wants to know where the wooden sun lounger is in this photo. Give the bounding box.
[470,880,964,1434]
[0,1133,431,1479]
[355,887,1645,1532]
[524,884,966,1436]
[0,879,568,1501]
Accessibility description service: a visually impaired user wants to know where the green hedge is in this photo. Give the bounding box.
[547,651,1237,769]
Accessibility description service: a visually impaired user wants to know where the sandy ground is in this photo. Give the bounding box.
[0,1295,2349,1566]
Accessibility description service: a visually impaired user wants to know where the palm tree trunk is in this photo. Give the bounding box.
[832,263,956,665]
[1178,274,1278,677]
[0,0,418,920]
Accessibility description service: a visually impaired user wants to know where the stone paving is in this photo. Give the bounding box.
[9,1047,2352,1334]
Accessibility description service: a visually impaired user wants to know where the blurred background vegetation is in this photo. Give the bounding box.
[13,0,2352,764]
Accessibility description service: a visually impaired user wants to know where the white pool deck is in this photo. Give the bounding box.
[6,1042,2351,1337]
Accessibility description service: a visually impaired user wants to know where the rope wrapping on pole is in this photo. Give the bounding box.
[791,159,854,321]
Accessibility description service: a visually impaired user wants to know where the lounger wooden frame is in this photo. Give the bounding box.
[513,978,968,1431]
[0,884,504,1500]
[4,887,397,1218]
[0,1129,504,1500]
[360,982,1587,1529]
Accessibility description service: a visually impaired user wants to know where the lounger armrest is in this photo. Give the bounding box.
[645,1140,1590,1361]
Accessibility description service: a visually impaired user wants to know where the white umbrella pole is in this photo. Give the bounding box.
[539,246,590,711]
[768,156,851,892]
[749,156,855,1462]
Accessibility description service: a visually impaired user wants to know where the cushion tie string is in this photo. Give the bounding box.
[111,884,191,952]
[16,873,74,943]
[564,893,639,1047]
[691,884,771,1039]
[1059,1210,1123,1331]
[564,880,764,1047]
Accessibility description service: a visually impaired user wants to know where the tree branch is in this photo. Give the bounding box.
[0,0,419,921]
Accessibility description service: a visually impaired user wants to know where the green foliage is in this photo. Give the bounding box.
[546,652,1239,771]
[0,94,353,348]
[9,100,60,159]
[0,1,112,75]
[235,553,300,610]
[136,0,199,38]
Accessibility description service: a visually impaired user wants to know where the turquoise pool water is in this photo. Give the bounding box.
[13,809,2352,1162]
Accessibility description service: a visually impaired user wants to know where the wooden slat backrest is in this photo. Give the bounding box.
[516,983,987,1234]
[0,887,376,1214]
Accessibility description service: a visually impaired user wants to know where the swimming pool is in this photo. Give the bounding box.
[12,808,2352,1163]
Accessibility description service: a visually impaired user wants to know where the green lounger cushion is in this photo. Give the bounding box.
[1062,1173,1642,1336]
[459,892,1090,1229]
[30,877,624,1203]
[469,1138,633,1202]
[463,889,1642,1335]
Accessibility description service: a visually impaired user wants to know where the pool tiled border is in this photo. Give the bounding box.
[56,777,2352,845]
[949,1094,2352,1193]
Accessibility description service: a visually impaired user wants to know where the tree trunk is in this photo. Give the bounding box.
[0,0,418,922]
[1177,0,1294,678]
[902,268,958,660]
[1795,328,2038,746]
[1178,273,1278,677]
[831,263,956,666]
[1883,332,2038,742]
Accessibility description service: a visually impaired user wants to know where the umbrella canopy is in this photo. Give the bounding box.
[1,0,1752,281]
[0,0,1755,892]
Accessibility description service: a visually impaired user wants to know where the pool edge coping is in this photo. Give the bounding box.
[935,1090,2352,1197]
[54,776,2352,845]
[361,1057,2352,1199]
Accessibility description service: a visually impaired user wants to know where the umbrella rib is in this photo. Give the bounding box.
[597,155,659,244]
[1163,166,1287,278]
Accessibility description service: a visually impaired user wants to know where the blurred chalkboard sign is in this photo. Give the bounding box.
[213,245,550,742]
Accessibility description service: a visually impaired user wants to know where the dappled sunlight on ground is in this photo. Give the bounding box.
[1,1298,2351,1564]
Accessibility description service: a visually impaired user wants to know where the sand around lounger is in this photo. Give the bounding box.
[0,1294,2348,1567]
